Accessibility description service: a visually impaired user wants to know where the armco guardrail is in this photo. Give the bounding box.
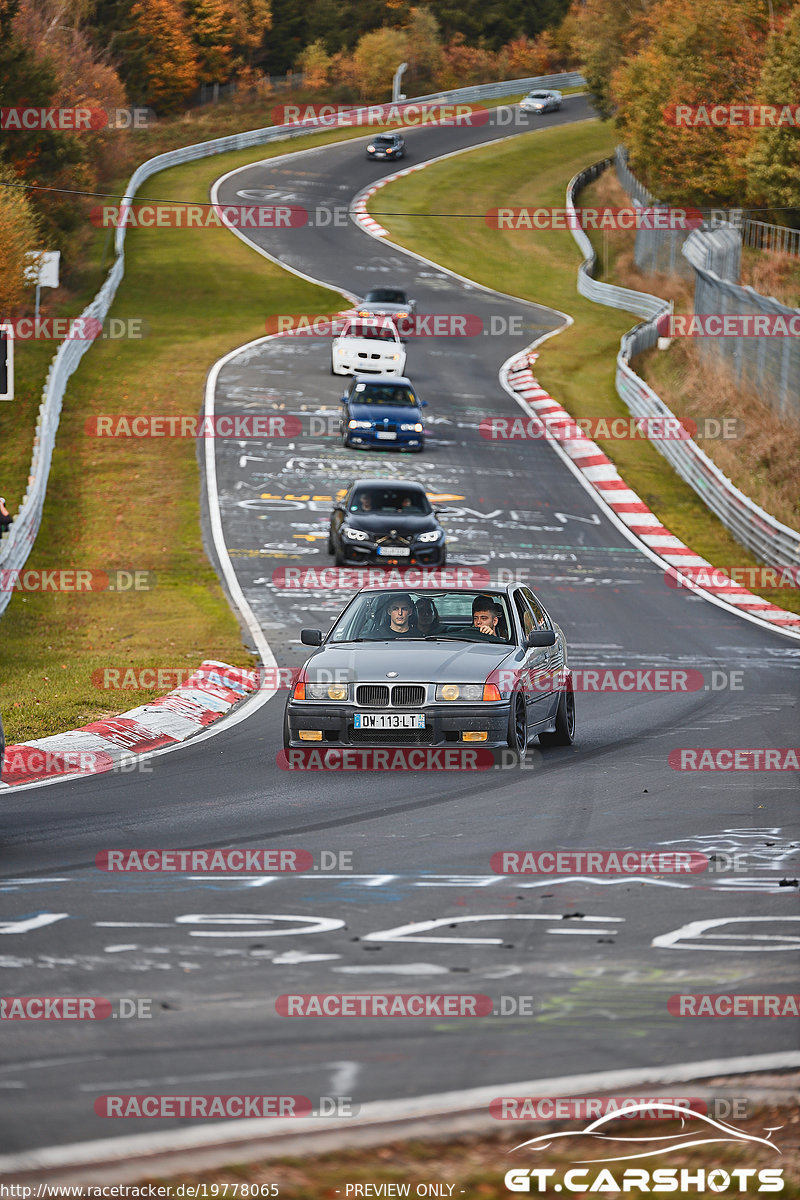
[567,160,800,573]
[0,72,585,619]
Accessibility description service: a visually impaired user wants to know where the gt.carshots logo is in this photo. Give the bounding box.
[504,1103,784,1193]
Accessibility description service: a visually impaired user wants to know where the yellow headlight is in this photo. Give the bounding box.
[328,685,347,700]
[441,684,460,701]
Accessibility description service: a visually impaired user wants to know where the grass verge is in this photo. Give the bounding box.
[0,130,356,745]
[366,119,800,616]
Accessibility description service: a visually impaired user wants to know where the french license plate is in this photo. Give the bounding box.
[354,713,425,730]
[376,431,397,440]
[378,545,410,556]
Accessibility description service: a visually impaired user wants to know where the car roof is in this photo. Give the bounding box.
[349,478,427,491]
[352,584,516,596]
[350,374,413,386]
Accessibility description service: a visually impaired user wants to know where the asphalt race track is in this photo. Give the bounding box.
[1,97,798,1159]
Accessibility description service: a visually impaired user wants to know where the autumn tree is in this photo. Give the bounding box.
[611,0,766,205]
[186,0,234,84]
[569,0,651,120]
[746,5,800,215]
[0,159,42,316]
[298,38,331,89]
[113,0,198,111]
[339,26,409,100]
[435,32,497,90]
[404,7,443,87]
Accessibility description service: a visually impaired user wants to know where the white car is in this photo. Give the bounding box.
[520,89,562,115]
[331,318,407,377]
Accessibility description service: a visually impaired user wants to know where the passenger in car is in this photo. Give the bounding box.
[415,596,441,636]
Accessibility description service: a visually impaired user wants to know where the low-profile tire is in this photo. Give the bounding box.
[505,692,527,763]
[282,707,291,751]
[334,545,347,566]
[539,681,576,747]
[341,429,351,449]
[327,534,335,555]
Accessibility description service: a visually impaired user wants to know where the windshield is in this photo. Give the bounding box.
[341,321,398,342]
[364,289,407,304]
[328,590,515,644]
[528,92,548,100]
[352,383,417,407]
[348,487,431,515]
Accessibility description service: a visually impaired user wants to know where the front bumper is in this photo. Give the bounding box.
[285,701,510,748]
[346,430,422,450]
[335,542,444,566]
[335,361,404,376]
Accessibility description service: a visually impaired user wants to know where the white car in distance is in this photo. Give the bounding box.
[520,89,562,114]
[331,317,407,377]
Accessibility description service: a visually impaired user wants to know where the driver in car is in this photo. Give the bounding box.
[472,597,502,637]
[387,594,417,637]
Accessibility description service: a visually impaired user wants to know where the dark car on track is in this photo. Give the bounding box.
[366,132,406,161]
[283,585,575,756]
[328,479,447,567]
[340,375,426,451]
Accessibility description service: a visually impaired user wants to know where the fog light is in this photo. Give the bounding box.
[298,730,323,741]
[463,731,488,741]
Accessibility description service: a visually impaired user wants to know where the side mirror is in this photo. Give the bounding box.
[419,399,428,408]
[301,629,323,646]
[526,630,556,648]
[332,501,345,512]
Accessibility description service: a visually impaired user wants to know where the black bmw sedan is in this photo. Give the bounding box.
[328,480,447,567]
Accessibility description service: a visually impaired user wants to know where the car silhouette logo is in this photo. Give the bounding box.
[511,1102,783,1164]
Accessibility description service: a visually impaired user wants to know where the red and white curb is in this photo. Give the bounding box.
[1,661,258,788]
[352,162,428,237]
[506,354,800,629]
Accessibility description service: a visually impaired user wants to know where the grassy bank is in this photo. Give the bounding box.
[1,131,351,745]
[366,118,800,616]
